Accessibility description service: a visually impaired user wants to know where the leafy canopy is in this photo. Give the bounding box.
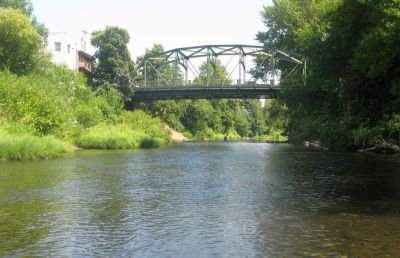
[91,26,135,100]
[0,0,47,41]
[0,7,41,74]
[256,0,400,149]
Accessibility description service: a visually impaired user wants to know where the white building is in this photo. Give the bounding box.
[46,32,94,73]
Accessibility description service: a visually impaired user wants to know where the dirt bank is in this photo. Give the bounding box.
[166,126,187,142]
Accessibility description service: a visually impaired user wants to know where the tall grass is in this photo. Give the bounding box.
[0,132,70,160]
[75,111,171,150]
[0,122,70,160]
[75,124,144,149]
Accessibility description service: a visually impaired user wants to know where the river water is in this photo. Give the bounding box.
[1,142,400,257]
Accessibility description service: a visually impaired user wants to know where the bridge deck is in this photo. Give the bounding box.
[133,85,279,100]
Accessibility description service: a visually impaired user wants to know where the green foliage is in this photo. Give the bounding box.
[257,0,340,53]
[0,125,70,160]
[0,70,72,136]
[193,59,230,86]
[139,100,186,132]
[257,0,400,149]
[180,99,214,136]
[264,99,288,137]
[136,43,183,86]
[0,8,41,74]
[0,64,125,139]
[121,110,170,142]
[95,82,124,122]
[139,137,163,149]
[0,0,47,41]
[75,110,170,150]
[243,100,266,137]
[235,109,251,137]
[133,42,288,142]
[137,54,285,141]
[0,58,171,157]
[0,0,32,14]
[75,124,143,149]
[91,26,136,100]
[139,97,287,141]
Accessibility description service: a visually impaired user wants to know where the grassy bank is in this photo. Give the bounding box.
[0,120,170,161]
[182,127,288,142]
[75,123,167,150]
[74,110,171,150]
[0,68,172,161]
[0,110,171,160]
[0,129,70,160]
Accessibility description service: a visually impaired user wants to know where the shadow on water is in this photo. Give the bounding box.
[254,145,400,256]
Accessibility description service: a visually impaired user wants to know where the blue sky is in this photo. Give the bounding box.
[31,0,271,58]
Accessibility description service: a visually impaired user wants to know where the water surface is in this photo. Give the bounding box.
[1,142,400,257]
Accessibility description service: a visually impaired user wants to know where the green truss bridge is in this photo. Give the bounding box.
[134,44,306,101]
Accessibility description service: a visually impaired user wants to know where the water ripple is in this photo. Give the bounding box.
[1,143,400,256]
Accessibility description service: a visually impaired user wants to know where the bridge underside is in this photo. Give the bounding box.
[133,86,279,101]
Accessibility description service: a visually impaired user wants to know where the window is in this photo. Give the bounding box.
[55,42,61,52]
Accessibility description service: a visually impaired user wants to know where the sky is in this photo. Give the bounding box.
[31,0,271,58]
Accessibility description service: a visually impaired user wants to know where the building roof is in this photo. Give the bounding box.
[78,50,96,61]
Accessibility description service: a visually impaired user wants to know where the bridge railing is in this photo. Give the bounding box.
[135,79,279,89]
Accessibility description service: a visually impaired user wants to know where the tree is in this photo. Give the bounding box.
[256,0,400,149]
[0,7,41,74]
[264,99,288,138]
[91,26,136,101]
[136,43,183,86]
[243,100,266,137]
[0,0,47,42]
[193,59,230,86]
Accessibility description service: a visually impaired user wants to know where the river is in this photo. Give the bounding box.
[1,142,400,257]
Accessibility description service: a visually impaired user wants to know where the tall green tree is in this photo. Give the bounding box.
[0,7,41,74]
[135,44,185,130]
[91,26,135,101]
[257,0,400,149]
[137,44,165,81]
[0,0,47,42]
[193,59,230,86]
[136,43,183,86]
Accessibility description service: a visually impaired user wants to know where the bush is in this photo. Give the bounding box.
[0,66,126,140]
[0,8,41,74]
[121,110,171,143]
[139,137,163,148]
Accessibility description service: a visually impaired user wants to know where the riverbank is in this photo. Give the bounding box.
[0,110,172,161]
[0,128,288,161]
[358,141,400,154]
[0,133,71,161]
[0,131,170,161]
[166,126,187,142]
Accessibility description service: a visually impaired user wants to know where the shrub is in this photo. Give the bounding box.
[122,110,171,143]
[139,137,163,148]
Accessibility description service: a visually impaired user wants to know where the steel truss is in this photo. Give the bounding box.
[138,44,306,88]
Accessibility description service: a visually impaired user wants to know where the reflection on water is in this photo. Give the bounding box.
[1,143,400,257]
